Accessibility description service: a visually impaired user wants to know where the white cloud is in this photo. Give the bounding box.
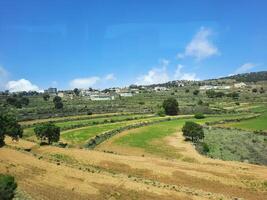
[0,66,9,90]
[69,73,116,89]
[70,76,100,89]
[177,27,219,61]
[234,63,258,74]
[104,73,116,81]
[174,64,199,81]
[136,60,170,85]
[6,79,41,92]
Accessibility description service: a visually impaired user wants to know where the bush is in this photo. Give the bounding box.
[252,88,257,93]
[54,101,63,109]
[157,107,166,117]
[193,90,199,95]
[194,113,205,119]
[197,100,203,105]
[202,142,210,153]
[0,174,17,200]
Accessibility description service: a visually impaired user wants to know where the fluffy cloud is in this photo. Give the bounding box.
[70,76,100,89]
[69,73,116,89]
[0,66,8,90]
[104,73,116,81]
[136,60,170,85]
[234,63,258,74]
[174,64,199,81]
[6,79,41,92]
[177,27,219,61]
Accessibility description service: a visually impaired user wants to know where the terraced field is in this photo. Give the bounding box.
[1,109,267,200]
[220,112,267,131]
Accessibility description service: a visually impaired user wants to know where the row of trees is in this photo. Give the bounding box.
[6,96,29,108]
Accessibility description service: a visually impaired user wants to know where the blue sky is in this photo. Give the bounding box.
[0,0,267,92]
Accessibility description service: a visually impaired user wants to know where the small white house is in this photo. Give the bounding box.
[119,93,133,97]
[90,94,115,101]
[234,82,247,88]
[57,92,64,98]
[200,85,231,90]
[154,86,168,91]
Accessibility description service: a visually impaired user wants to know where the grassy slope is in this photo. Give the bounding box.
[201,128,267,165]
[23,114,154,138]
[222,112,267,131]
[222,104,267,131]
[113,114,251,158]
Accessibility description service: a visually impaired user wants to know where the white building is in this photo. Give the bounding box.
[119,93,133,97]
[154,86,168,91]
[90,94,115,101]
[57,92,64,98]
[234,82,247,88]
[200,85,231,90]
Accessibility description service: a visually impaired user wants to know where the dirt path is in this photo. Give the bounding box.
[165,132,211,163]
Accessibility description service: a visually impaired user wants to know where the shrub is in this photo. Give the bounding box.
[197,100,203,105]
[194,113,205,119]
[202,142,210,153]
[54,101,63,109]
[0,174,17,200]
[157,107,166,117]
[193,90,199,95]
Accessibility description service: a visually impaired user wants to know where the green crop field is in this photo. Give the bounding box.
[22,114,155,138]
[61,116,169,145]
[112,113,254,158]
[198,128,267,165]
[221,112,267,131]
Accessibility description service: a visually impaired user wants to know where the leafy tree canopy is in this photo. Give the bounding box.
[182,121,204,142]
[162,97,179,115]
[34,122,60,144]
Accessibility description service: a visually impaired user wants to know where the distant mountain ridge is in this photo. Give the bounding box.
[140,71,267,88]
[219,71,267,82]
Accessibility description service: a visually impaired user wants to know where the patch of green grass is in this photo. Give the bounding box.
[23,114,155,138]
[223,112,267,131]
[62,122,129,144]
[200,128,267,165]
[49,153,76,164]
[112,113,260,158]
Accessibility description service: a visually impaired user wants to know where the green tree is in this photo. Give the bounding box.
[54,101,63,109]
[20,97,29,106]
[0,174,17,200]
[34,122,60,144]
[0,112,23,146]
[53,96,62,103]
[43,93,50,101]
[182,121,204,142]
[193,90,199,95]
[162,97,179,115]
[73,88,80,96]
[53,96,63,109]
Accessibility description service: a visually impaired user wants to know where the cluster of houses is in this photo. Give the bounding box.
[43,81,248,101]
[43,87,139,101]
[199,82,247,90]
